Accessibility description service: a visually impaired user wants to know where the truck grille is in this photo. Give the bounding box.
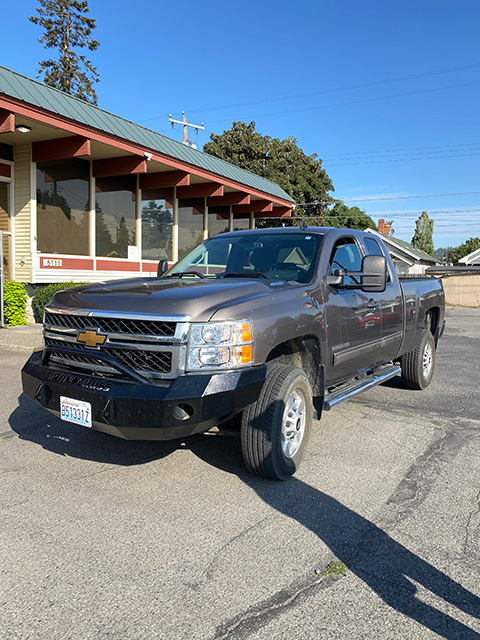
[45,337,173,374]
[44,312,176,337]
[43,310,190,381]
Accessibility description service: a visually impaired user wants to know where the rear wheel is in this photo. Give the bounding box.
[241,364,312,480]
[401,329,435,390]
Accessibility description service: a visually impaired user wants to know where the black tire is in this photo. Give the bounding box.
[401,329,435,390]
[241,364,313,480]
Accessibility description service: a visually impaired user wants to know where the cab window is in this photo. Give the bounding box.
[329,238,362,286]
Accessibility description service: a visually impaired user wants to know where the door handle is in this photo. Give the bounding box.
[367,299,377,309]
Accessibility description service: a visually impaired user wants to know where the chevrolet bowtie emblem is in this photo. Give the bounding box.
[77,329,107,348]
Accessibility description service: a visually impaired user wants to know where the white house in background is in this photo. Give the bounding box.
[459,248,480,265]
[366,220,438,276]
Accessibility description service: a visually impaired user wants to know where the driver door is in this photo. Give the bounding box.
[324,237,382,385]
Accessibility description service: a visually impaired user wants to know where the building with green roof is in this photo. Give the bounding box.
[367,222,438,275]
[0,65,293,284]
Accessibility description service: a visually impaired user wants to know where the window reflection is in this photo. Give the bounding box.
[141,188,173,260]
[95,176,136,258]
[233,216,250,232]
[208,211,229,238]
[36,159,90,255]
[178,198,204,259]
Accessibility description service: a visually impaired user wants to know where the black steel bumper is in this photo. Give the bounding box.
[21,350,266,440]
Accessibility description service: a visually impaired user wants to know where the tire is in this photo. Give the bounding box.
[241,364,313,480]
[401,329,435,390]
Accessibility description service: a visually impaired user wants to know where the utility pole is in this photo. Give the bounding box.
[169,111,205,147]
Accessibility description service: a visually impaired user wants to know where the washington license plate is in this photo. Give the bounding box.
[60,396,92,428]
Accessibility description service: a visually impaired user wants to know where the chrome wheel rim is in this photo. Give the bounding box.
[423,341,433,378]
[281,388,306,458]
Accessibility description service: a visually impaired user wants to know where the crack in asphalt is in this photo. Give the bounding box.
[463,489,480,555]
[211,565,344,640]
[392,426,449,508]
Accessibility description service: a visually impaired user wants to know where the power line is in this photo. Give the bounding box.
[341,191,480,203]
[203,80,480,128]
[325,147,480,162]
[327,149,480,167]
[139,61,480,123]
[322,141,480,159]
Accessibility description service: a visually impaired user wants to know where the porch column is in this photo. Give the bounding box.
[172,186,178,262]
[203,196,208,240]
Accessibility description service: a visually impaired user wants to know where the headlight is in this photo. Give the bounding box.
[187,320,253,371]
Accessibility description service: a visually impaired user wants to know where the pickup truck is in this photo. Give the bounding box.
[22,227,445,480]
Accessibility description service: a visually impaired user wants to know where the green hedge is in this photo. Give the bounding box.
[3,281,28,326]
[32,282,87,322]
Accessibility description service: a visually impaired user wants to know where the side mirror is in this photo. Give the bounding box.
[326,268,346,286]
[360,255,387,292]
[157,259,169,277]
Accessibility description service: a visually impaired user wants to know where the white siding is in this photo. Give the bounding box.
[13,144,32,283]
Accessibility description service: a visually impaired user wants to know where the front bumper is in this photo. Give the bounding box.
[21,350,266,440]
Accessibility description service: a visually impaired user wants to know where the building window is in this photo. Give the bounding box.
[95,176,136,258]
[141,188,173,260]
[178,198,204,259]
[0,143,13,162]
[233,216,250,231]
[36,159,90,255]
[208,210,229,238]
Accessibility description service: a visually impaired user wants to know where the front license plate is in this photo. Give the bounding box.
[60,396,92,428]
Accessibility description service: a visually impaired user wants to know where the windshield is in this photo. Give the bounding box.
[166,232,322,283]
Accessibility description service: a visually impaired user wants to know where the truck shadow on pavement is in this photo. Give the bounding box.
[10,395,480,639]
[9,395,187,465]
[195,443,480,639]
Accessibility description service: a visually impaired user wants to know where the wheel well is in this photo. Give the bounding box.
[425,307,440,344]
[265,337,324,417]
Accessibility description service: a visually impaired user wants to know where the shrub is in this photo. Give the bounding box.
[3,281,28,326]
[32,282,87,322]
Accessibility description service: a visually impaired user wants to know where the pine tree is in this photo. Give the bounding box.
[30,0,100,104]
[412,211,434,256]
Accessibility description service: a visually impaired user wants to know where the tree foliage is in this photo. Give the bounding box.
[30,0,100,104]
[204,121,376,231]
[204,121,334,218]
[412,211,434,256]
[452,237,480,264]
[325,202,376,231]
[433,246,454,263]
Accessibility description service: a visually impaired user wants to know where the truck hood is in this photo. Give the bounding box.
[48,276,290,322]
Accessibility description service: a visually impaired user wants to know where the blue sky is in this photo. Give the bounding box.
[2,0,480,249]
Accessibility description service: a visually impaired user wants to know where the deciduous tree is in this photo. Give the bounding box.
[325,202,376,231]
[204,121,334,218]
[452,237,480,264]
[30,0,100,104]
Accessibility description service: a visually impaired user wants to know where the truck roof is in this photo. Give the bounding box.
[214,227,370,238]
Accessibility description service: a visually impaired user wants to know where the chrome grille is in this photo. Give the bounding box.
[43,309,190,380]
[44,311,176,337]
[44,337,173,375]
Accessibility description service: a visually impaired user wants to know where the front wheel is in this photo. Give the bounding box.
[401,329,435,390]
[241,364,313,480]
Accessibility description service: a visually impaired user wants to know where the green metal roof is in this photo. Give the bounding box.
[0,65,294,203]
[375,230,437,262]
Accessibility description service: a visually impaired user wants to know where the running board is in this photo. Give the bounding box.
[323,364,401,411]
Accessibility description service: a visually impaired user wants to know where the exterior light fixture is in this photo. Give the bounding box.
[15,125,32,133]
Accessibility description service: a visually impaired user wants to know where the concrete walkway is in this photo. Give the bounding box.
[0,323,43,353]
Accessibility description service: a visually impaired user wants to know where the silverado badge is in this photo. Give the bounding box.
[77,329,107,348]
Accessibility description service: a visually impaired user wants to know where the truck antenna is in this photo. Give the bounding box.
[299,219,308,230]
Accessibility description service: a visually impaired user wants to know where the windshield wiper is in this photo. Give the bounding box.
[165,271,205,279]
[218,272,270,280]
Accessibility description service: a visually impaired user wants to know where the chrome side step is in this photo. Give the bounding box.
[323,364,401,411]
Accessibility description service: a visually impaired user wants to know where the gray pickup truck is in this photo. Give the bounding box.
[22,227,445,479]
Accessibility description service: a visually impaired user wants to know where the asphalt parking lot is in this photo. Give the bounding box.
[1,307,479,640]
